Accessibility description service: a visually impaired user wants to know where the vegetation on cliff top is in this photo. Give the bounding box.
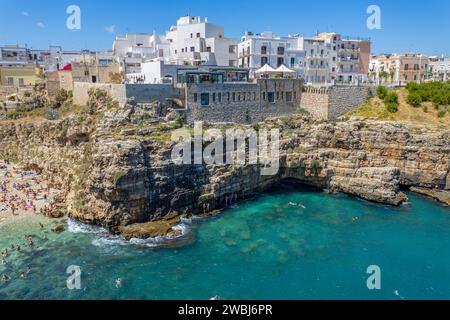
[348,86,450,126]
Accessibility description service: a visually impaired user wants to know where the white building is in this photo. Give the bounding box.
[164,16,238,67]
[429,56,450,82]
[113,33,170,73]
[238,32,305,78]
[298,37,334,84]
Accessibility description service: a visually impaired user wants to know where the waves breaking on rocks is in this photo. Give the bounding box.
[67,219,192,248]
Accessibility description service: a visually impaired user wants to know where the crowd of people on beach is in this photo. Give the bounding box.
[0,159,54,219]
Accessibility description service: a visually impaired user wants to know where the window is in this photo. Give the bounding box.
[404,75,408,81]
[267,92,275,103]
[290,57,295,67]
[201,93,210,106]
[404,64,409,70]
[207,47,211,52]
[18,78,24,87]
[212,93,216,102]
[227,92,230,102]
[190,47,195,52]
[261,46,267,55]
[293,91,297,99]
[193,93,198,102]
[261,57,268,66]
[414,64,419,70]
[277,47,285,55]
[263,92,266,100]
[276,92,280,100]
[286,92,292,102]
[190,33,193,38]
[229,45,236,54]
[414,74,417,81]
[7,77,13,86]
[218,93,222,102]
[277,57,284,67]
[196,33,201,38]
[232,92,236,101]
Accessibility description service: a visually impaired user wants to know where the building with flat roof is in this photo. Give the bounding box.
[238,32,305,79]
[370,53,429,85]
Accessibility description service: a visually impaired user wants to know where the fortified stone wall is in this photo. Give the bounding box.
[299,87,329,120]
[185,79,303,124]
[328,85,374,119]
[300,85,375,120]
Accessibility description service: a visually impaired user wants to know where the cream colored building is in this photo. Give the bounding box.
[0,65,41,86]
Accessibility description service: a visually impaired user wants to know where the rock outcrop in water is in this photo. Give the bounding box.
[0,100,448,237]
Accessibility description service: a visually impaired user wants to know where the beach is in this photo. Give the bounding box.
[0,160,60,224]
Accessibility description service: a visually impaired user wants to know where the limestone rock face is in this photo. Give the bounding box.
[1,107,448,237]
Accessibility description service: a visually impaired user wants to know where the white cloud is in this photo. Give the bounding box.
[21,11,29,17]
[36,22,45,28]
[104,25,116,34]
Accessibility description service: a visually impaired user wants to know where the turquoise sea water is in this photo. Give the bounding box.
[0,186,449,300]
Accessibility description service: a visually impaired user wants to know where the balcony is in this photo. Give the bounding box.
[338,56,360,62]
[338,47,360,52]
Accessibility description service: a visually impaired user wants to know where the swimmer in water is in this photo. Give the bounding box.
[209,295,219,300]
[115,278,123,288]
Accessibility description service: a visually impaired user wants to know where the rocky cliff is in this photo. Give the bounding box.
[0,101,448,237]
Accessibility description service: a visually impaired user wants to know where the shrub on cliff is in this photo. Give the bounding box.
[407,93,423,107]
[386,102,398,113]
[432,92,447,108]
[377,86,388,100]
[384,91,399,105]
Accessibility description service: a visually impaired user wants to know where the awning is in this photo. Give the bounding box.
[255,64,277,74]
[275,64,296,73]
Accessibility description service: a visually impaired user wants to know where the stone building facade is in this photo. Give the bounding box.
[184,79,303,124]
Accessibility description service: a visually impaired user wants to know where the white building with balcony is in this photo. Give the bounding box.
[238,32,305,78]
[297,37,334,84]
[164,16,238,67]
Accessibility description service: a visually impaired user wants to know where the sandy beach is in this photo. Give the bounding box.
[0,160,60,224]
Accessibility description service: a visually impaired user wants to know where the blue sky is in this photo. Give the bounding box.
[1,0,449,55]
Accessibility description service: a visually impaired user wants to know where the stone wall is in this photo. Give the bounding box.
[327,85,373,119]
[73,82,183,107]
[126,84,184,104]
[300,85,375,120]
[73,82,127,106]
[185,79,303,124]
[299,87,329,120]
